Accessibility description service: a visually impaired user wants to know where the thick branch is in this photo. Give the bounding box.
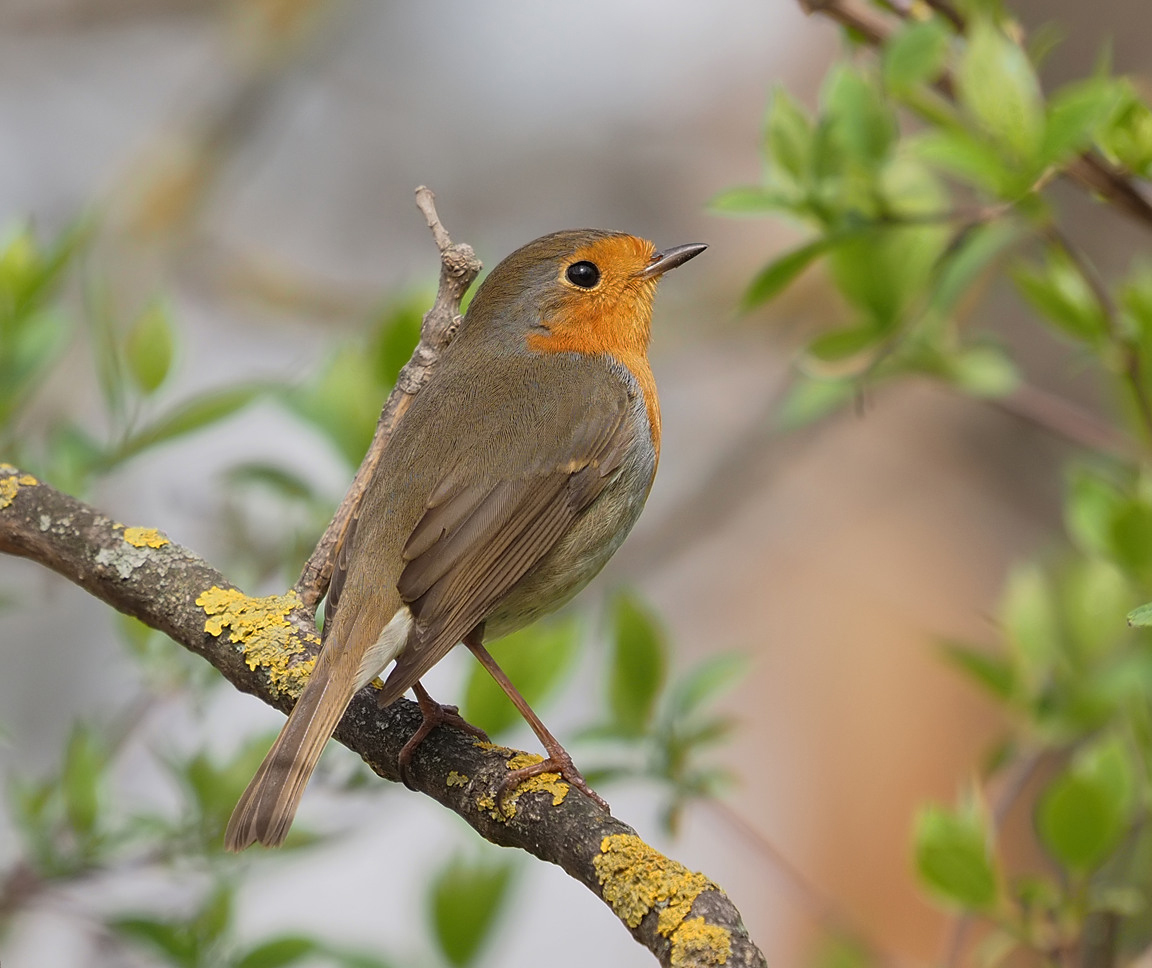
[294,186,481,610]
[0,469,765,968]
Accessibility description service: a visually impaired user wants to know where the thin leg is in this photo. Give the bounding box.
[396,681,489,788]
[463,627,609,812]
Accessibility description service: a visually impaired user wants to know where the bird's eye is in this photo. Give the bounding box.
[565,261,601,289]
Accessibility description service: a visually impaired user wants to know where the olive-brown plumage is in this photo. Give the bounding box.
[225,229,706,851]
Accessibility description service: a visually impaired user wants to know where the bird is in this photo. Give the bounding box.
[225,228,707,850]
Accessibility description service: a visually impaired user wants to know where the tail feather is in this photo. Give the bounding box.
[224,605,413,852]
[224,672,351,851]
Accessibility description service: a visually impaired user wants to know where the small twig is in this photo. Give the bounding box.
[799,0,887,44]
[705,798,910,968]
[1044,226,1152,442]
[294,187,481,610]
[990,382,1136,458]
[923,0,965,31]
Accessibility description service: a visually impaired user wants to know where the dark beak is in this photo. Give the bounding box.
[638,242,708,279]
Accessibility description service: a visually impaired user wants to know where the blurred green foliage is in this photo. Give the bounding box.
[717,1,1152,965]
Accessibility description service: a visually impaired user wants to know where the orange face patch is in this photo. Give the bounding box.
[526,235,663,460]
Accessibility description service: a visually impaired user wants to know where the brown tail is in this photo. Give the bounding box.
[224,668,353,851]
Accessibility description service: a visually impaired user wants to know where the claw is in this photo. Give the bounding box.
[397,684,489,788]
[496,748,610,813]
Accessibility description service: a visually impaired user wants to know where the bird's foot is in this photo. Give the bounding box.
[397,689,488,789]
[497,746,610,813]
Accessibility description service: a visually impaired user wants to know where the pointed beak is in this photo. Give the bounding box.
[637,242,708,279]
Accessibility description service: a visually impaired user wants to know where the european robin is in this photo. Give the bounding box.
[225,229,706,850]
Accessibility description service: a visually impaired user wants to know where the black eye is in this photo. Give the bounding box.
[566,261,600,289]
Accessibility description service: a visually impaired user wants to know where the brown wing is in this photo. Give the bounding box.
[374,399,635,705]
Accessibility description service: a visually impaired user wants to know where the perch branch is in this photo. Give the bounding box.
[294,186,481,610]
[0,468,765,968]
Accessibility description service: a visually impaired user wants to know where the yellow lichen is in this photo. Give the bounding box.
[196,586,318,698]
[475,750,570,819]
[472,739,516,754]
[123,526,170,549]
[0,466,37,509]
[594,834,730,966]
[446,771,469,787]
[670,917,731,967]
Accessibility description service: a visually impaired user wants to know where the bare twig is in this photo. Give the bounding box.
[705,799,910,968]
[1044,226,1152,442]
[991,383,1136,458]
[294,187,481,610]
[0,470,766,968]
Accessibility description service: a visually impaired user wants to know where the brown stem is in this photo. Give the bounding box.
[1045,226,1152,443]
[293,187,481,611]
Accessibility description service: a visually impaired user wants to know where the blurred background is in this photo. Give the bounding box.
[2,1,1151,966]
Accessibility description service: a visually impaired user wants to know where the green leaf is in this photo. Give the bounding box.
[1037,734,1135,871]
[914,801,999,910]
[429,857,515,967]
[109,385,265,464]
[370,296,425,388]
[1041,77,1127,166]
[608,593,668,736]
[709,186,797,215]
[62,724,104,839]
[236,937,319,968]
[112,918,198,967]
[1001,563,1060,693]
[669,653,748,718]
[742,236,839,310]
[1098,85,1152,177]
[912,128,1018,196]
[124,300,175,395]
[1061,556,1130,659]
[1109,498,1152,576]
[1065,466,1122,558]
[765,86,814,187]
[956,20,1045,164]
[462,618,579,736]
[939,642,1016,701]
[194,884,233,946]
[929,220,1023,318]
[883,18,952,93]
[225,462,318,503]
[1012,250,1107,342]
[773,376,855,430]
[828,225,949,329]
[823,65,897,169]
[0,308,72,427]
[286,344,384,466]
[1128,601,1152,627]
[806,325,883,364]
[947,344,1020,397]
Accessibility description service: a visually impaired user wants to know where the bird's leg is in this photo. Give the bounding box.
[395,680,489,789]
[463,627,609,813]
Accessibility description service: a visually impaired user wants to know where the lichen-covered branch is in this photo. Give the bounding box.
[294,186,482,610]
[0,465,766,968]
